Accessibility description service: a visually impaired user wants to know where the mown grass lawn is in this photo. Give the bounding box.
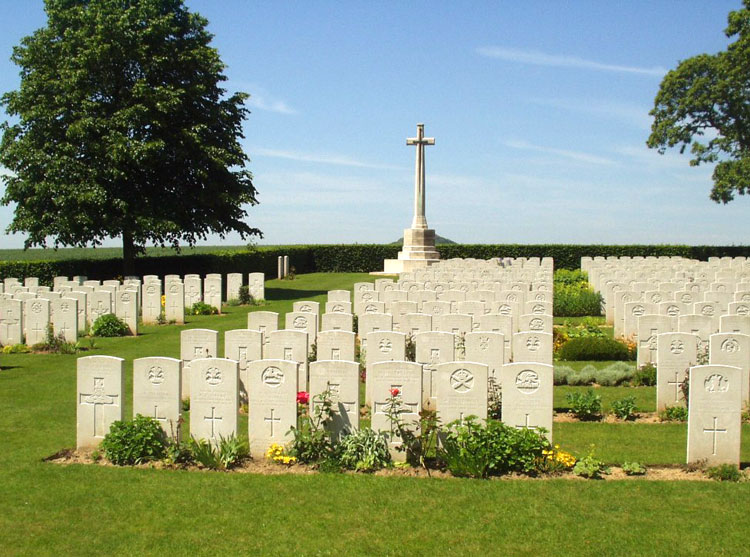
[2,272,749,556]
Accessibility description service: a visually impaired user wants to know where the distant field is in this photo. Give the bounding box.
[0,245,283,261]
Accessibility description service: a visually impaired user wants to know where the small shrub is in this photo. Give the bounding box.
[439,418,550,478]
[566,389,602,421]
[659,405,688,422]
[188,434,248,470]
[91,313,129,337]
[632,363,656,386]
[383,388,440,468]
[334,428,391,472]
[573,447,610,479]
[288,389,334,464]
[181,398,190,412]
[554,284,603,317]
[611,396,638,420]
[1,343,30,354]
[555,362,635,387]
[622,461,647,476]
[238,285,253,305]
[225,298,241,307]
[557,337,631,361]
[706,463,742,482]
[405,333,416,362]
[189,302,218,315]
[100,415,167,465]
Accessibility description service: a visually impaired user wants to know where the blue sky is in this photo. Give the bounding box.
[0,0,748,249]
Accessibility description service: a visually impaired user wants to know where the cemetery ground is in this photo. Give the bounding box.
[2,273,750,555]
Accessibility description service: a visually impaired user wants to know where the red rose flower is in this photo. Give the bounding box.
[296,391,310,405]
[389,388,400,397]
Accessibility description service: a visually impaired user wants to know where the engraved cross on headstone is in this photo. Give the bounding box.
[79,377,119,437]
[265,408,281,436]
[406,123,435,230]
[667,372,683,403]
[515,413,538,431]
[204,406,222,438]
[703,416,727,456]
[153,404,167,423]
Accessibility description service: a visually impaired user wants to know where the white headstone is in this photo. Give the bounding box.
[248,311,279,353]
[267,329,309,392]
[225,329,263,403]
[180,328,218,397]
[435,361,488,426]
[76,356,124,449]
[656,332,698,410]
[316,330,355,362]
[309,360,360,442]
[0,298,23,345]
[133,357,182,439]
[141,280,162,324]
[189,358,239,445]
[709,333,750,404]
[203,275,222,313]
[226,273,243,301]
[500,362,554,441]
[53,297,78,343]
[24,298,49,345]
[247,359,298,458]
[248,272,265,301]
[415,331,456,410]
[164,281,185,324]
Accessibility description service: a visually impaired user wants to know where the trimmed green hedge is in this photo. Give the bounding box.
[1,244,749,283]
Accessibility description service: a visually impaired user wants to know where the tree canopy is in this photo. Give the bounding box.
[0,0,260,273]
[647,0,750,203]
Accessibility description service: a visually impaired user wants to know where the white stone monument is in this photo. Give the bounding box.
[382,124,440,274]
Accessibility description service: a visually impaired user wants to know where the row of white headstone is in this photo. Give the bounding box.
[0,272,266,344]
[76,354,553,461]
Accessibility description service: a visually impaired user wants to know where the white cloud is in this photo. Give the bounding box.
[252,147,402,170]
[477,46,666,77]
[527,97,653,130]
[503,139,616,165]
[228,82,297,114]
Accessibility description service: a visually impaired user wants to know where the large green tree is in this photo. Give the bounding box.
[0,0,259,274]
[647,0,750,203]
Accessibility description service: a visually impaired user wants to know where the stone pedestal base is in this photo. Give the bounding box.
[378,227,440,275]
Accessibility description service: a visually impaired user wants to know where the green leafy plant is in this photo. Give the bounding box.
[622,461,647,476]
[383,388,439,470]
[405,333,416,361]
[439,418,549,478]
[554,362,635,386]
[611,396,638,420]
[288,389,334,464]
[188,434,248,470]
[487,377,502,420]
[100,414,167,465]
[181,398,190,412]
[238,285,253,305]
[632,363,657,387]
[659,405,688,422]
[557,337,632,361]
[554,284,603,317]
[32,324,79,354]
[334,428,391,472]
[307,343,317,364]
[189,302,218,315]
[1,343,30,354]
[566,390,603,421]
[91,313,129,337]
[573,446,610,479]
[706,463,742,482]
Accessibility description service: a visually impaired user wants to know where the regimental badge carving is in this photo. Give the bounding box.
[515,370,540,394]
[169,284,178,294]
[669,339,685,355]
[498,304,511,316]
[30,301,42,314]
[450,369,474,393]
[299,304,311,312]
[532,304,544,314]
[526,336,540,352]
[632,305,645,316]
[205,367,222,386]
[362,292,373,302]
[535,293,545,301]
[704,373,729,393]
[147,366,165,385]
[529,318,544,331]
[379,339,392,352]
[623,294,632,303]
[680,293,692,303]
[262,366,284,387]
[667,305,680,316]
[60,301,69,312]
[507,293,518,302]
[293,316,307,328]
[121,293,131,303]
[479,336,490,350]
[147,285,157,295]
[742,294,750,302]
[720,338,740,353]
[701,305,715,316]
[737,305,750,316]
[332,304,344,313]
[365,304,377,313]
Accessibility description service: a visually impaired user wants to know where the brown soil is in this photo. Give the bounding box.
[46,448,732,482]
[554,411,664,424]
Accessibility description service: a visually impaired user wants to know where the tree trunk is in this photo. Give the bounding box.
[122,228,136,277]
